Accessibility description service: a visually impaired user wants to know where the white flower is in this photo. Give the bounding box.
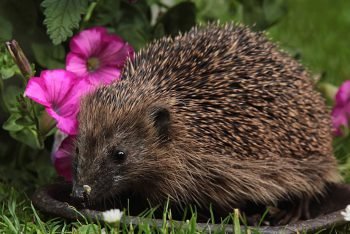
[102,209,123,223]
[341,205,350,221]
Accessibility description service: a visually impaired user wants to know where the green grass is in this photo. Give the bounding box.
[1,0,350,233]
[0,182,249,233]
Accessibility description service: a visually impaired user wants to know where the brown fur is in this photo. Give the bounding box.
[74,23,340,212]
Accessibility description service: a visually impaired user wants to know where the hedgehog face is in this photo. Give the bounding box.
[72,96,172,204]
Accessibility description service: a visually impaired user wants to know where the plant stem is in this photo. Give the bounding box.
[5,40,44,148]
[0,77,9,113]
[83,1,99,23]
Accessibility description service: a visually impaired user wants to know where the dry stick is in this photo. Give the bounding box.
[5,39,34,79]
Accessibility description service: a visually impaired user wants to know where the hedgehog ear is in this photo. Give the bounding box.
[150,107,170,142]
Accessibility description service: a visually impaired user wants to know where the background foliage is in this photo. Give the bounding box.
[0,0,350,232]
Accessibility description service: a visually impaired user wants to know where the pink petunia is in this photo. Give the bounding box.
[66,27,134,85]
[24,69,91,135]
[331,80,350,136]
[52,133,75,181]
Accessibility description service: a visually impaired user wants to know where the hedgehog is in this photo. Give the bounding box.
[72,23,341,224]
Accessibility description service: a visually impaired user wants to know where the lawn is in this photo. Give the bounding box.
[1,0,350,233]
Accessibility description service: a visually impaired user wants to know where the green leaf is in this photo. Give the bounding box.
[9,126,43,149]
[76,224,99,234]
[0,16,13,42]
[0,46,20,80]
[16,116,36,127]
[3,114,24,132]
[0,0,48,61]
[89,0,122,26]
[31,43,65,69]
[117,1,152,50]
[153,23,166,39]
[0,67,16,80]
[92,0,152,50]
[42,0,89,45]
[196,0,242,23]
[3,112,43,149]
[1,85,22,112]
[157,2,196,37]
[237,0,287,30]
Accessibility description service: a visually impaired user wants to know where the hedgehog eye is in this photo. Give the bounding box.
[111,150,127,162]
[75,147,79,155]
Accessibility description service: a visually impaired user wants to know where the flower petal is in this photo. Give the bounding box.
[332,80,350,136]
[335,80,350,106]
[69,27,108,58]
[56,78,93,118]
[47,79,92,135]
[66,53,89,77]
[52,135,75,181]
[99,34,134,68]
[26,69,92,135]
[88,67,121,85]
[66,26,134,85]
[47,108,78,135]
[332,109,349,136]
[24,76,51,107]
[40,69,80,107]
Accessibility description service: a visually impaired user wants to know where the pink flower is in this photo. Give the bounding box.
[66,27,134,85]
[332,80,350,136]
[52,133,75,181]
[24,69,91,135]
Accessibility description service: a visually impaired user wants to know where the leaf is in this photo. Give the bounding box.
[1,85,22,112]
[91,0,153,50]
[3,114,24,132]
[0,0,48,60]
[76,224,100,234]
[117,1,152,50]
[89,0,122,26]
[41,0,89,45]
[9,126,43,149]
[157,2,196,37]
[0,46,20,80]
[16,116,36,127]
[3,112,43,149]
[153,23,166,39]
[196,0,242,23]
[237,0,287,30]
[31,43,65,69]
[0,16,13,42]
